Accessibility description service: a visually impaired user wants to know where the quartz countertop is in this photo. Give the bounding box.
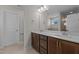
[32,30,79,43]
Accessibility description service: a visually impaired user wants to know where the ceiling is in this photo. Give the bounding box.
[21,5,41,10]
[47,5,79,15]
[21,5,79,15]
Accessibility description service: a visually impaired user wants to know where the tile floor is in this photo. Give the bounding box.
[0,43,38,54]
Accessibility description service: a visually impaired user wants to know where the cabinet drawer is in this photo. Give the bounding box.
[40,35,47,41]
[31,33,36,38]
[40,39,47,49]
[31,32,40,52]
[32,33,39,38]
[40,47,47,54]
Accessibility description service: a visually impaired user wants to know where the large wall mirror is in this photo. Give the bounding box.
[48,16,60,31]
[47,7,79,32]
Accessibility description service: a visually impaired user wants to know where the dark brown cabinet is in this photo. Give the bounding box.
[48,37,58,54]
[60,40,76,54]
[60,40,79,54]
[31,32,79,54]
[40,39,47,49]
[48,37,79,54]
[40,35,48,54]
[40,47,47,54]
[31,33,48,53]
[75,44,79,53]
[31,33,40,52]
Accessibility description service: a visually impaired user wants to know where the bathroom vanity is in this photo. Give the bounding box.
[31,31,79,54]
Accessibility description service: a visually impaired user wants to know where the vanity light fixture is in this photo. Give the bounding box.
[38,5,48,12]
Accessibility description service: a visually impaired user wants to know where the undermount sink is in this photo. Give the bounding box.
[55,34,79,39]
[54,33,71,38]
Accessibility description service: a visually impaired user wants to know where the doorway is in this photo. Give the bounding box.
[0,10,24,53]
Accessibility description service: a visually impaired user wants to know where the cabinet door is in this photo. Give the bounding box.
[60,40,76,54]
[75,44,79,54]
[31,33,40,52]
[48,37,58,54]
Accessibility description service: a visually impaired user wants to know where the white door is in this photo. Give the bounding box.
[3,11,19,46]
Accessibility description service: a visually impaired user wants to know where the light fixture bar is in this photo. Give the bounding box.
[38,5,48,12]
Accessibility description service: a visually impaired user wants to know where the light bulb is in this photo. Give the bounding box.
[44,5,48,10]
[38,9,41,12]
[40,7,44,11]
[44,5,47,9]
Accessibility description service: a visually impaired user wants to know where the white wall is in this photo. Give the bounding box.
[24,6,48,49]
[0,9,4,47]
[0,6,24,48]
[24,7,33,49]
[32,11,40,32]
[32,11,48,32]
[66,13,79,32]
[39,11,48,31]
